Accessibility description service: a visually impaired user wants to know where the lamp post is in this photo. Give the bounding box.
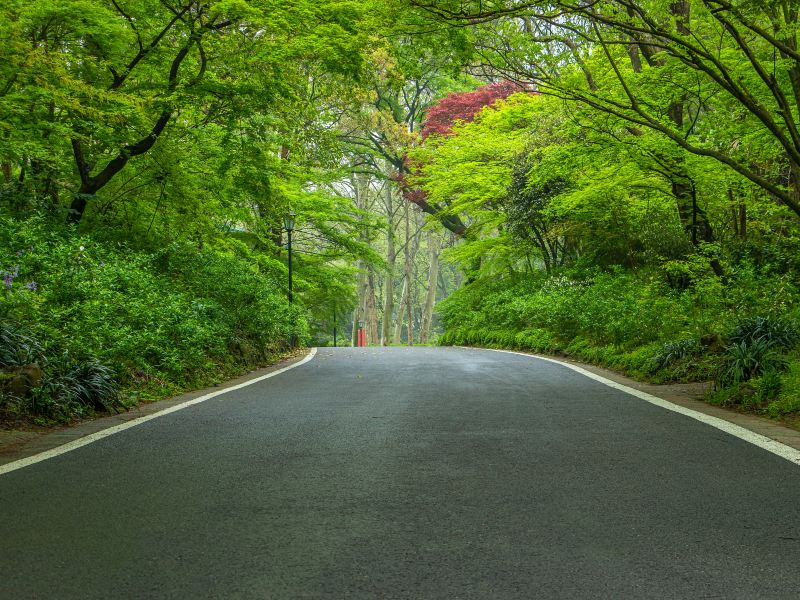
[283,211,295,304]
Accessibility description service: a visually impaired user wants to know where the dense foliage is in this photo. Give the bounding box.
[0,0,383,423]
[399,0,800,422]
[0,215,307,422]
[438,271,800,416]
[6,0,800,428]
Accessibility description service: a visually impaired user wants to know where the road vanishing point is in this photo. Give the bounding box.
[2,346,800,599]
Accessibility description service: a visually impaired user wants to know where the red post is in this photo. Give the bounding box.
[357,320,365,347]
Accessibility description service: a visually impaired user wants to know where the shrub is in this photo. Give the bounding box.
[650,339,702,372]
[753,369,783,405]
[29,352,122,420]
[718,338,782,385]
[728,316,798,351]
[0,213,306,423]
[0,322,43,367]
[766,359,800,417]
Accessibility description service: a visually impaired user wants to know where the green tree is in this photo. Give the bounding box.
[0,0,371,223]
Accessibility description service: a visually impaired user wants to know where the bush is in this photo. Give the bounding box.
[728,316,798,351]
[0,214,306,423]
[0,322,42,367]
[438,271,697,354]
[720,338,782,385]
[437,267,800,401]
[650,339,702,372]
[29,352,122,420]
[766,359,800,417]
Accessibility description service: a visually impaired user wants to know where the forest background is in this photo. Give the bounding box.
[2,0,800,426]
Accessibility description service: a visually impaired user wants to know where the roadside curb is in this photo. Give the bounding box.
[457,345,800,462]
[0,348,316,471]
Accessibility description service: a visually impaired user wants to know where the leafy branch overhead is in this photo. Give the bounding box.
[408,0,800,220]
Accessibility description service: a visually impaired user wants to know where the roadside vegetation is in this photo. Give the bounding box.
[438,273,800,419]
[403,3,800,424]
[4,0,800,428]
[0,215,308,424]
[0,0,377,424]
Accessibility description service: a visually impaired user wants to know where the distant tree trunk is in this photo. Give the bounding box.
[352,265,368,346]
[351,172,374,346]
[381,183,396,346]
[405,204,414,346]
[419,231,440,344]
[394,201,410,344]
[366,268,379,345]
[739,203,747,240]
[392,276,409,345]
[393,204,421,344]
[351,307,359,347]
[729,187,747,240]
[406,279,413,346]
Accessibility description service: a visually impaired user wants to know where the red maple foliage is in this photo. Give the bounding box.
[400,81,529,219]
[420,80,525,140]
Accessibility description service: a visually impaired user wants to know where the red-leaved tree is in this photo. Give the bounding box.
[420,81,523,140]
[400,81,525,234]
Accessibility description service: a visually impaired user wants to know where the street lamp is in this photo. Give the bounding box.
[283,211,295,304]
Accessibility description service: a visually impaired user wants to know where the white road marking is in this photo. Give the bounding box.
[0,348,318,476]
[476,347,800,467]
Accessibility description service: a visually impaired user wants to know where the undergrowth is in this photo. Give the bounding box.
[438,269,800,422]
[0,215,307,425]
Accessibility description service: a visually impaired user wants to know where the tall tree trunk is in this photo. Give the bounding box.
[728,187,747,240]
[392,276,409,345]
[395,201,413,345]
[406,272,414,347]
[381,183,395,346]
[394,200,411,345]
[352,264,368,346]
[789,160,800,209]
[351,172,374,346]
[454,261,463,290]
[351,306,360,347]
[393,204,422,344]
[739,202,747,240]
[366,268,379,345]
[419,231,441,344]
[405,206,417,347]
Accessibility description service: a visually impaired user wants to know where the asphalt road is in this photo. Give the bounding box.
[2,346,800,599]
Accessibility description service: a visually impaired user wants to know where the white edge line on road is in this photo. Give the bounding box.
[469,347,800,467]
[0,348,318,477]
